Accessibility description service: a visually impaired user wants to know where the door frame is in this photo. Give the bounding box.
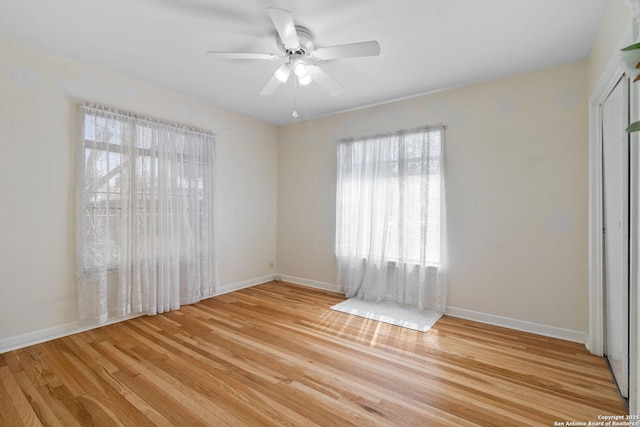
[588,20,636,409]
[588,26,631,357]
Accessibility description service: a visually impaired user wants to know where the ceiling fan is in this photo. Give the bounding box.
[206,7,380,97]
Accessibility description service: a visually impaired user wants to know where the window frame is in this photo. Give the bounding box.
[335,127,443,267]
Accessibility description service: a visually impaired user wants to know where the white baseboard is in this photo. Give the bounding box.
[445,306,587,344]
[278,276,586,344]
[213,274,275,296]
[0,322,79,354]
[0,313,143,355]
[0,274,276,354]
[2,276,587,354]
[278,274,340,293]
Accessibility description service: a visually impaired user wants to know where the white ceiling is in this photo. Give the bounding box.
[0,0,607,125]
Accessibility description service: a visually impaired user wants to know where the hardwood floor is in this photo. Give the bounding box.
[0,281,627,426]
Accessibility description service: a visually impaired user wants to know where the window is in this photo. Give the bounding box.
[336,127,442,265]
[335,126,446,310]
[77,104,216,323]
[80,112,209,272]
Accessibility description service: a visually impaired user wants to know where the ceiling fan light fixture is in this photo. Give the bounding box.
[298,74,312,86]
[293,58,308,77]
[275,64,291,83]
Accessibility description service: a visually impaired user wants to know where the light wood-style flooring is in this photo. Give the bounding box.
[0,281,628,426]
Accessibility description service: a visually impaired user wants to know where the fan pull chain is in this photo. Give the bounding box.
[292,73,299,118]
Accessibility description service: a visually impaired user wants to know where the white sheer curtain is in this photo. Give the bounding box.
[76,104,217,324]
[335,126,446,312]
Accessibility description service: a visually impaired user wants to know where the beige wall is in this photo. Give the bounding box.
[0,37,278,344]
[278,61,589,333]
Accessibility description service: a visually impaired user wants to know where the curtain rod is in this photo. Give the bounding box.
[79,102,215,138]
[337,124,444,145]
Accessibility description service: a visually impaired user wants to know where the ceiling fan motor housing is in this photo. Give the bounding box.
[277,26,315,56]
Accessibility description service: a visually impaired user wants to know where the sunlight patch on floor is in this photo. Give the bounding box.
[330,298,442,332]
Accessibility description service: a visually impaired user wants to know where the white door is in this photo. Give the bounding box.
[602,77,629,398]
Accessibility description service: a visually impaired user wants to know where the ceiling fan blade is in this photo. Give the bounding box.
[267,7,300,51]
[312,41,381,60]
[307,65,344,96]
[260,74,282,96]
[260,64,291,96]
[206,52,279,60]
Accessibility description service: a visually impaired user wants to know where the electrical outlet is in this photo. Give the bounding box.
[269,261,274,269]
